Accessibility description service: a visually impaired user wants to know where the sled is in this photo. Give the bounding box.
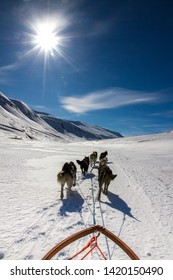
[42,224,139,260]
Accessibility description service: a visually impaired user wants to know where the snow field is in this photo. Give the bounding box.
[0,132,173,259]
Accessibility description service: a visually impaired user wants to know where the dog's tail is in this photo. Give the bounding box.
[57,171,65,182]
[76,160,81,165]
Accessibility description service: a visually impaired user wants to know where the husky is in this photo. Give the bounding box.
[97,165,117,201]
[99,151,108,160]
[76,156,89,175]
[98,157,108,191]
[99,157,108,168]
[89,151,98,167]
[57,161,77,199]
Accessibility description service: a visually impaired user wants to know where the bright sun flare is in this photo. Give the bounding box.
[28,15,71,64]
[34,21,60,53]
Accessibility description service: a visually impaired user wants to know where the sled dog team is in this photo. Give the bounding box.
[57,150,117,201]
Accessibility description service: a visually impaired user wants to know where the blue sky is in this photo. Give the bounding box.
[0,0,173,136]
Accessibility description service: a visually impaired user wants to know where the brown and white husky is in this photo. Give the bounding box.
[57,161,77,199]
[97,165,117,201]
[89,151,98,167]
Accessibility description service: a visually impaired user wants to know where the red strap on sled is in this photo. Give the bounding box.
[68,232,107,260]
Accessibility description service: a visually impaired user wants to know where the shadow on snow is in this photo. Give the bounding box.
[105,191,140,222]
[59,190,84,217]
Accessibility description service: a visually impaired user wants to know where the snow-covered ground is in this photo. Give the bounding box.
[0,132,173,260]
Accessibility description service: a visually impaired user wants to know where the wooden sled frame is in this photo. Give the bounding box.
[42,224,139,260]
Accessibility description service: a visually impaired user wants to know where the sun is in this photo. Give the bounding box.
[33,20,60,54]
[26,14,72,62]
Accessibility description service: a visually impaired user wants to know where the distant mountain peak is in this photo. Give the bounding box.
[0,91,123,141]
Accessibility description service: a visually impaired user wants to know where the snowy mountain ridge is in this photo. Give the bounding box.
[0,91,123,141]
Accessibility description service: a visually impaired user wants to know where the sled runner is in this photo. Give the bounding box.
[42,224,139,260]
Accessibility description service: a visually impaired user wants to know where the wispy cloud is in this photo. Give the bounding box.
[31,105,49,111]
[60,88,161,114]
[149,110,173,117]
[0,63,19,85]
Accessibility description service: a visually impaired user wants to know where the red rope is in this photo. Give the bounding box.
[68,233,107,260]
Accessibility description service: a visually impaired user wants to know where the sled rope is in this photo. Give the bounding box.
[68,175,107,259]
[90,167,111,259]
[110,214,126,259]
[91,177,96,225]
[76,176,93,217]
[68,232,107,260]
[99,201,112,259]
[89,175,111,259]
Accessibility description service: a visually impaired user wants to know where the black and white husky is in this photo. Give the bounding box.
[57,161,77,199]
[99,151,108,160]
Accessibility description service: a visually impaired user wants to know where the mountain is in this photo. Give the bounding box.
[36,112,122,140]
[0,91,123,141]
[0,92,68,141]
